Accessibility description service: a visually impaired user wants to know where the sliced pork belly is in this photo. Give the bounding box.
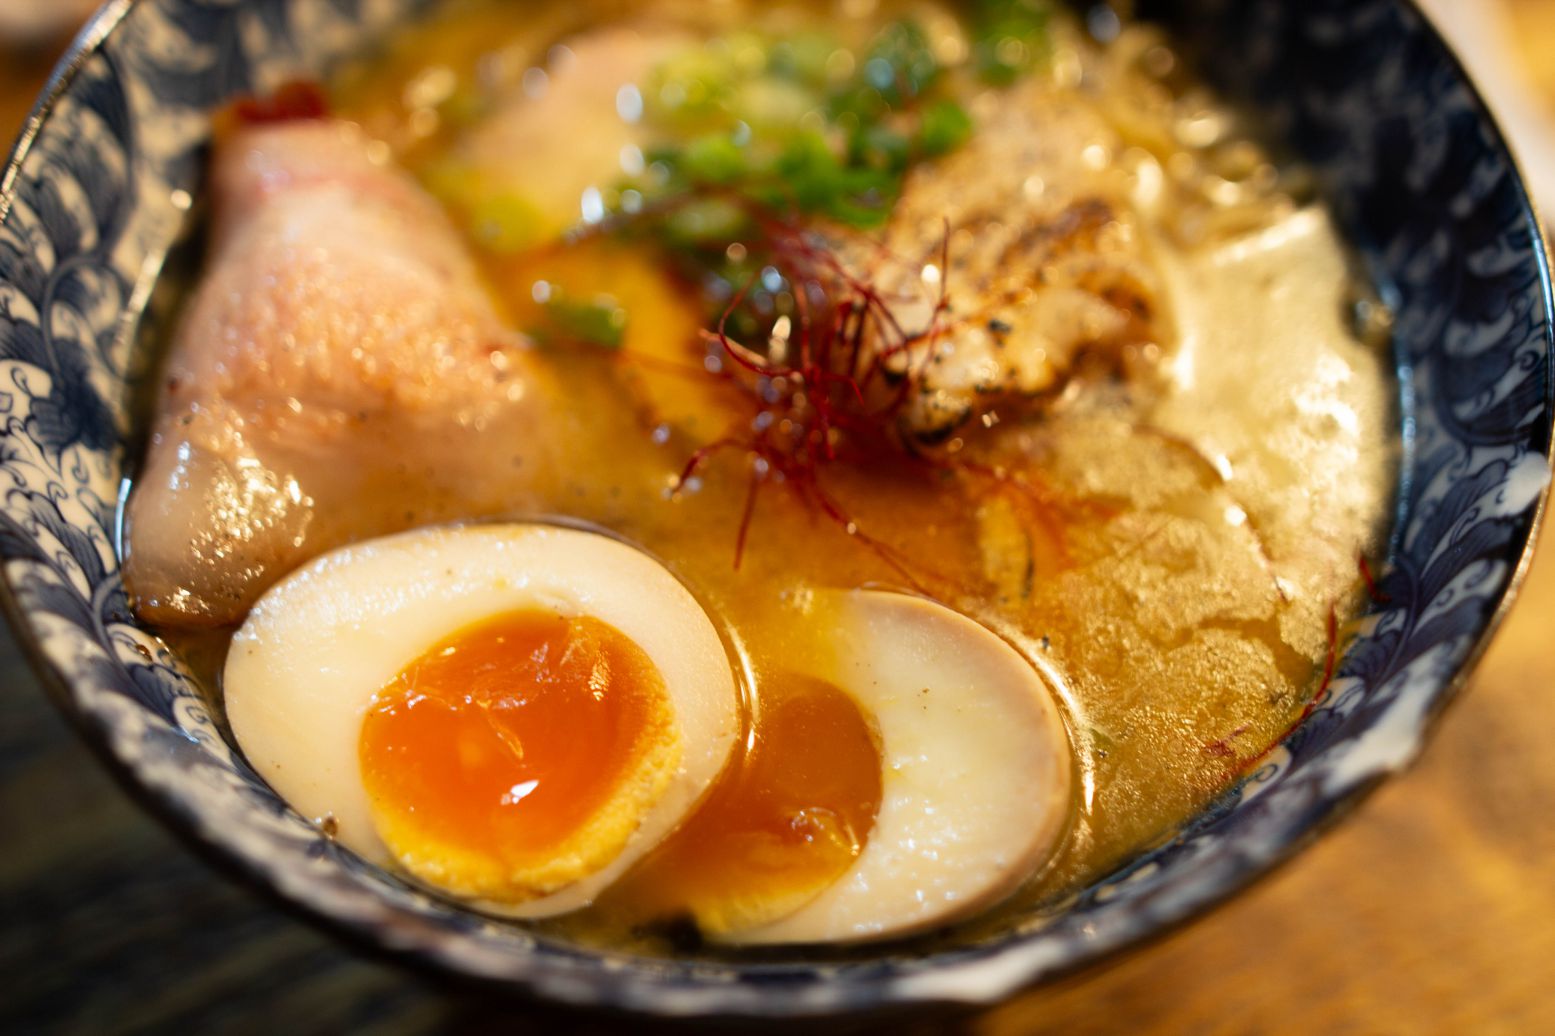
[124,120,547,627]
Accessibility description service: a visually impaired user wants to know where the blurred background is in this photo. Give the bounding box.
[3,2,1555,1032]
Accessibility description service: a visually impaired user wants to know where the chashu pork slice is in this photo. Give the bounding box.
[835,79,1174,443]
[124,119,548,627]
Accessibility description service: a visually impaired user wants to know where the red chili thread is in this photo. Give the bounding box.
[230,81,330,125]
[1207,601,1343,781]
[664,217,972,587]
[1358,553,1391,603]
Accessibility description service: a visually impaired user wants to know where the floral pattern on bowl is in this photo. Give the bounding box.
[0,0,1548,1019]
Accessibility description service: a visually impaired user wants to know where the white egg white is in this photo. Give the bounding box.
[224,522,740,917]
[723,590,1074,945]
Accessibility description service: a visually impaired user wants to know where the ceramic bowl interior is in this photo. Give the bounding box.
[0,0,1549,1019]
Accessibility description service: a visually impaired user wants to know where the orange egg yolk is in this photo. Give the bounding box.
[358,609,677,902]
[606,673,883,934]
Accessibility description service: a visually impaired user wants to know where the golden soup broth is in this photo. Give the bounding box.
[164,0,1396,952]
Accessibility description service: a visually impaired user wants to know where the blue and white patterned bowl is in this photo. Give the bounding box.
[1,0,1550,1019]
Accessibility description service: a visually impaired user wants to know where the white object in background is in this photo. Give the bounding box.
[1418,0,1555,218]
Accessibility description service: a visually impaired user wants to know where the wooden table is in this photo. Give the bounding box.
[4,14,1555,1035]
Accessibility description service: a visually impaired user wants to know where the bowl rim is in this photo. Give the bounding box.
[2,0,1552,1018]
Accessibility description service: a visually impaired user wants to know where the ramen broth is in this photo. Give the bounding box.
[145,0,1395,952]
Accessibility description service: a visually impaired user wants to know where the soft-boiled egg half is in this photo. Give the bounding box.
[227,523,1074,940]
[224,523,740,916]
[602,588,1075,945]
[716,590,1074,944]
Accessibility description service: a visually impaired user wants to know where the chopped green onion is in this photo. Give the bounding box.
[916,99,973,157]
[529,294,628,349]
[971,0,1053,85]
[626,16,975,233]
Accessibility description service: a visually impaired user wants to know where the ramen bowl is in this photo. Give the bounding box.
[0,0,1549,1019]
